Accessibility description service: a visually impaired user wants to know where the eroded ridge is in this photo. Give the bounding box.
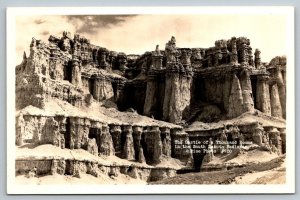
[15,32,286,183]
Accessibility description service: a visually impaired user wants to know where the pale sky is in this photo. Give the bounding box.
[16,14,288,64]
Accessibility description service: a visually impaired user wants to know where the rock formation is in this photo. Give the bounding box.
[122,125,135,160]
[15,32,286,178]
[227,74,244,118]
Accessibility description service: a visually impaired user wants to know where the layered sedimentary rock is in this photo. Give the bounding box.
[16,158,177,182]
[15,32,286,176]
[16,33,286,122]
[186,120,285,171]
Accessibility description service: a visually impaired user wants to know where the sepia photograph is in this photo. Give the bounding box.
[6,7,295,194]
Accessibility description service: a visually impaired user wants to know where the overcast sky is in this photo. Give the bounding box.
[16,14,288,64]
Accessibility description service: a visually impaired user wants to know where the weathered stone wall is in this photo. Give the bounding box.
[16,114,191,167]
[16,33,131,110]
[15,158,177,182]
[15,33,287,176]
[16,34,286,122]
[186,122,285,171]
[16,68,84,110]
[15,159,53,176]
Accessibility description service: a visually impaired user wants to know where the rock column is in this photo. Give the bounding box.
[278,128,286,154]
[248,47,254,66]
[143,45,166,118]
[132,126,145,162]
[115,80,126,105]
[82,118,91,149]
[240,70,255,113]
[99,124,115,156]
[71,57,82,88]
[256,75,271,115]
[276,69,286,119]
[117,53,128,73]
[270,84,283,118]
[56,116,67,149]
[41,117,61,147]
[143,72,159,117]
[227,74,243,118]
[122,125,135,161]
[109,125,122,158]
[69,117,76,149]
[230,37,238,64]
[77,118,86,149]
[162,37,193,123]
[16,114,25,146]
[269,128,282,154]
[151,126,163,164]
[237,37,250,65]
[87,121,101,156]
[151,45,163,69]
[32,116,43,144]
[160,127,171,157]
[98,48,110,70]
[254,49,262,68]
[252,123,263,146]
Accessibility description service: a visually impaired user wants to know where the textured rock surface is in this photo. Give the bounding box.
[41,117,61,147]
[15,33,286,179]
[240,70,255,113]
[270,84,283,118]
[87,138,98,156]
[122,125,135,160]
[227,74,244,118]
[256,75,271,115]
[99,125,115,156]
[163,74,192,123]
[93,79,114,101]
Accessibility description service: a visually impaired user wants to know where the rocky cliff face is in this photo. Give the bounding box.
[15,32,286,176]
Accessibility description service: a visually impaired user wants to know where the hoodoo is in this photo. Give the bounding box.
[15,32,286,183]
